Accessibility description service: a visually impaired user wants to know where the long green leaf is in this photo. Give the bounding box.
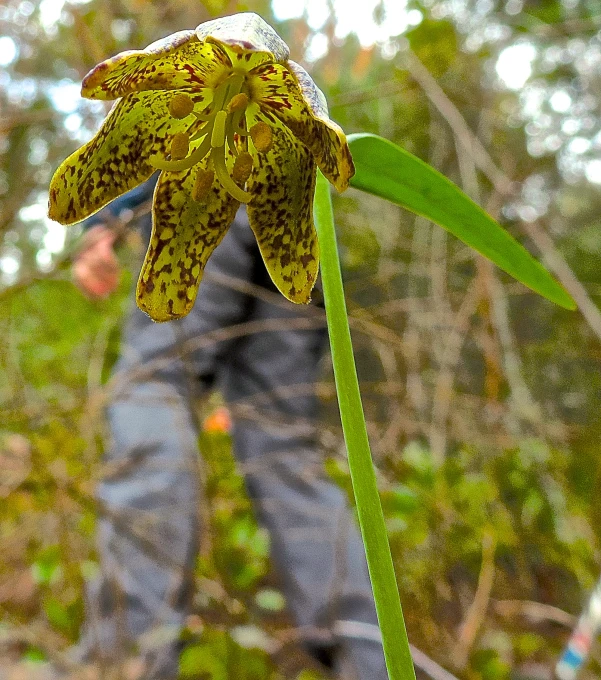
[347,133,576,310]
[314,171,416,680]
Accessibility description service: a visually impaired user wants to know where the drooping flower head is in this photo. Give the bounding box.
[48,12,354,321]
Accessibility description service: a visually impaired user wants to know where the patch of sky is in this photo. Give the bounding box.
[505,0,523,16]
[505,173,551,222]
[562,118,581,136]
[19,201,48,223]
[0,247,21,285]
[6,77,37,106]
[0,36,18,66]
[37,0,89,34]
[19,2,35,17]
[36,248,53,271]
[585,159,601,184]
[568,137,590,155]
[305,0,329,31]
[526,138,547,158]
[305,33,329,62]
[549,90,572,114]
[64,113,82,133]
[331,0,421,47]
[272,0,421,51]
[271,0,305,21]
[39,0,65,31]
[47,80,81,113]
[495,43,536,90]
[111,18,134,42]
[28,138,49,166]
[19,194,66,258]
[44,222,66,254]
[544,134,563,153]
[520,83,546,118]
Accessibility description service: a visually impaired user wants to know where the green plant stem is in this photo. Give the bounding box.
[313,170,416,680]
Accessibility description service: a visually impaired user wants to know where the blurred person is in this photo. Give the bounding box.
[62,175,387,680]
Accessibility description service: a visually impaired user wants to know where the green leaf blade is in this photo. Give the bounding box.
[347,133,576,310]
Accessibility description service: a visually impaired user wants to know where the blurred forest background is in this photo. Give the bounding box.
[2,0,601,678]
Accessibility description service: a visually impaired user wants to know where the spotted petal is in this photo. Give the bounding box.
[48,90,201,225]
[137,163,239,322]
[246,112,318,304]
[250,61,354,192]
[82,33,232,100]
[195,13,289,64]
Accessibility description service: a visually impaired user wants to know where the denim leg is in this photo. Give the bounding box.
[80,377,201,679]
[222,296,388,680]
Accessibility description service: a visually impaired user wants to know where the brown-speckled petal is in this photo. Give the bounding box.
[82,32,232,100]
[136,161,239,321]
[48,90,199,225]
[246,112,318,304]
[251,60,354,192]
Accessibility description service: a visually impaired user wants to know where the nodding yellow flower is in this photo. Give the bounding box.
[48,13,354,322]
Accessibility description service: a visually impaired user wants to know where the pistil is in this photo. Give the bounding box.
[151,72,275,204]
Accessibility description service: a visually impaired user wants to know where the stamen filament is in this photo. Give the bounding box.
[228,107,248,153]
[211,79,231,112]
[151,135,212,172]
[227,126,238,155]
[231,108,246,133]
[192,110,212,122]
[190,125,210,142]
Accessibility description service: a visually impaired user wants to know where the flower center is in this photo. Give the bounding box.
[151,72,273,204]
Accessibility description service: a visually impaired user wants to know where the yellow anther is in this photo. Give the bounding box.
[227,93,249,113]
[192,168,215,202]
[169,93,194,119]
[250,122,273,153]
[232,151,254,185]
[212,148,251,203]
[170,132,190,161]
[211,110,227,148]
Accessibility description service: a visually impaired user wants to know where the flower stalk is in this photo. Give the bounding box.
[314,171,416,680]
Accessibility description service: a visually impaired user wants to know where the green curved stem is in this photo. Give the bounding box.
[313,170,416,680]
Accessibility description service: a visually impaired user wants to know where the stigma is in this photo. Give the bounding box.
[152,73,273,203]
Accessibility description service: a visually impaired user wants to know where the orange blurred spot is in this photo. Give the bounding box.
[203,406,232,433]
[352,46,374,80]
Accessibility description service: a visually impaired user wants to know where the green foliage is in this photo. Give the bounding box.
[179,629,271,680]
[349,133,575,310]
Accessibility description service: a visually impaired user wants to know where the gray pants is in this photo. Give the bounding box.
[79,211,387,679]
